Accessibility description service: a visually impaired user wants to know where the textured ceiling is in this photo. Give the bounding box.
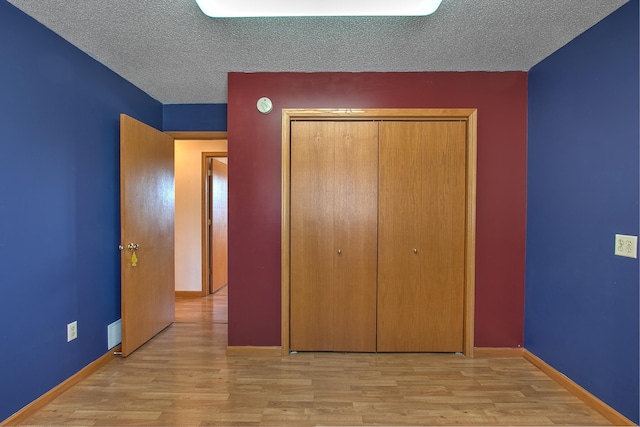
[7,0,628,104]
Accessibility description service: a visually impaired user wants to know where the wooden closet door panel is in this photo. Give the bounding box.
[378,121,466,352]
[290,121,335,351]
[419,121,466,352]
[333,122,378,352]
[377,122,424,352]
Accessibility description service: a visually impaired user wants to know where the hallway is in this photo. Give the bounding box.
[19,288,611,426]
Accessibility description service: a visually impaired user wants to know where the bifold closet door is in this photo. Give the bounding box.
[290,121,378,352]
[377,121,466,352]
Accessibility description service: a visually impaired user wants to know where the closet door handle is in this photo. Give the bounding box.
[413,248,418,254]
[337,249,342,255]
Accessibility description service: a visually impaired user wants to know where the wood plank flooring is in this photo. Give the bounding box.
[21,287,612,426]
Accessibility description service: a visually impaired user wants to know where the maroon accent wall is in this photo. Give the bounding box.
[227,72,527,348]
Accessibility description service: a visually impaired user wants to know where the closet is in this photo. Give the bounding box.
[286,111,474,354]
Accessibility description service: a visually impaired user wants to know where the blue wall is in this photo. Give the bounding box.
[526,0,639,422]
[163,103,227,131]
[0,1,162,421]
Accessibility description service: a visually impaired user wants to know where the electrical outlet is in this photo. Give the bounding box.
[614,234,637,258]
[67,321,78,342]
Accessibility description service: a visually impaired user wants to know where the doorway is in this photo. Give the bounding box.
[169,132,227,297]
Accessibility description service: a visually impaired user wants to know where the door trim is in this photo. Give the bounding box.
[167,131,228,140]
[281,108,477,357]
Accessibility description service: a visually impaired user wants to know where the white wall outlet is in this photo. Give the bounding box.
[107,319,122,349]
[67,321,78,342]
[614,234,638,258]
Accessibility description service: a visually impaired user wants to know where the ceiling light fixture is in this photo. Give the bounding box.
[195,0,442,18]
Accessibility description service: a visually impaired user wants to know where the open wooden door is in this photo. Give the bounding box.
[120,114,175,357]
[209,158,228,293]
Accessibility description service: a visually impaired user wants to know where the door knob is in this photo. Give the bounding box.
[337,249,342,255]
[127,243,140,251]
[413,248,418,254]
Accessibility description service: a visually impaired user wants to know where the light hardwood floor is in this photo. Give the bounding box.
[21,287,612,426]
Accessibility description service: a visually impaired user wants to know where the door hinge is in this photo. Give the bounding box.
[208,219,212,226]
[207,169,212,176]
